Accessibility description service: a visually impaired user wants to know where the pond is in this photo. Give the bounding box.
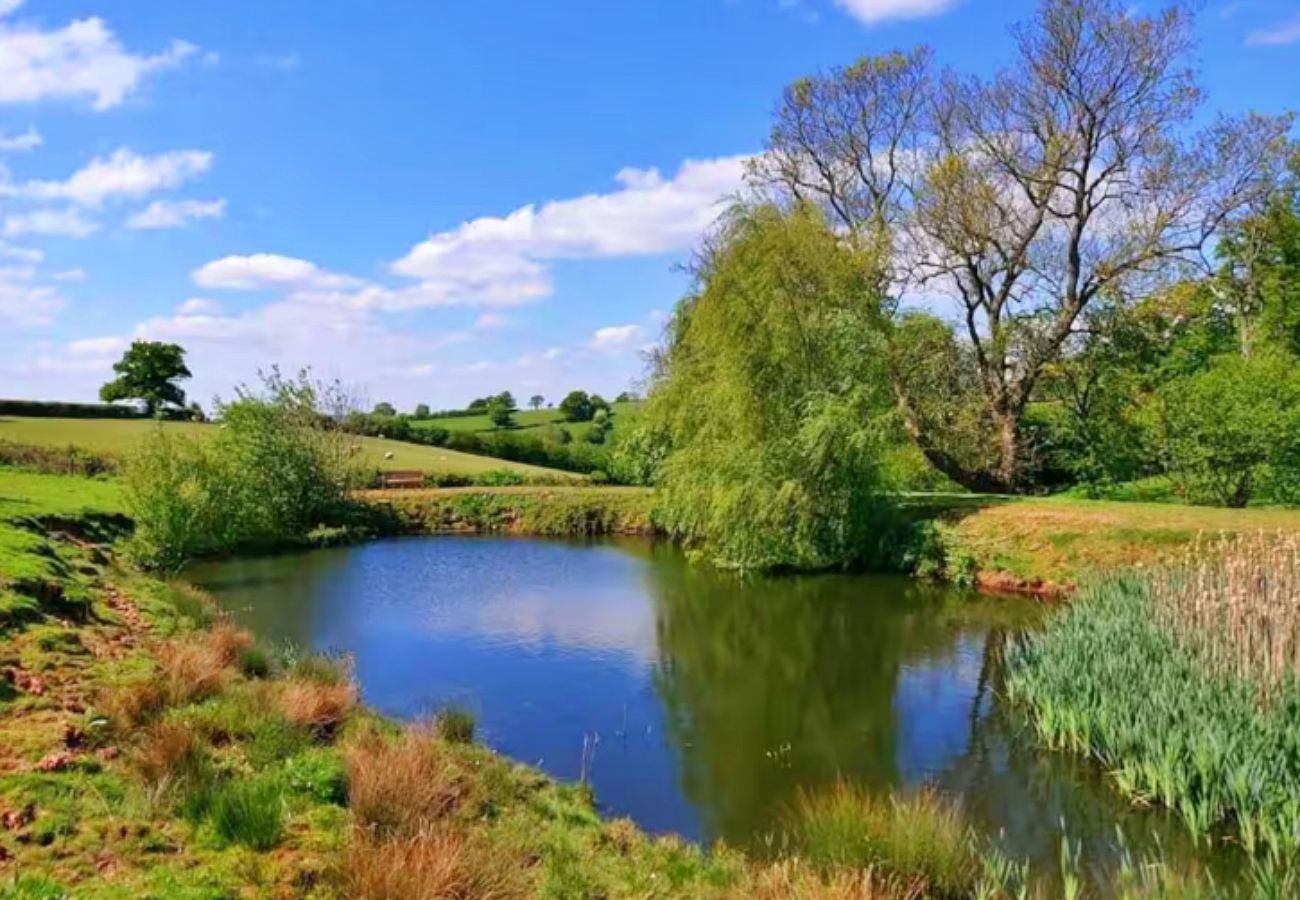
[188,535,1226,885]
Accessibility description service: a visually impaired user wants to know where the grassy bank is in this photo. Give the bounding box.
[362,485,658,537]
[915,494,1300,596]
[0,416,582,482]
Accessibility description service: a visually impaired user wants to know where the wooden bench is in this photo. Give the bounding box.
[379,470,425,489]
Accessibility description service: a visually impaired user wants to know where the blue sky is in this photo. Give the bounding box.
[3,0,1298,411]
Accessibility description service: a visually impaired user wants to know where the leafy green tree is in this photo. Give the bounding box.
[752,0,1292,491]
[99,341,192,416]
[558,390,595,422]
[645,203,900,570]
[529,394,545,410]
[495,391,516,410]
[487,398,515,428]
[1157,352,1300,507]
[615,391,639,403]
[372,401,397,417]
[413,403,431,418]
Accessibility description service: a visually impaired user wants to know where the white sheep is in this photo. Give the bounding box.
[384,451,395,460]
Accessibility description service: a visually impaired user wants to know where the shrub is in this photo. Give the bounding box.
[1156,351,1300,506]
[209,776,285,850]
[124,370,364,569]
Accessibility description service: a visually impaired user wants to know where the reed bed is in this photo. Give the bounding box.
[1152,533,1300,696]
[1007,536,1300,860]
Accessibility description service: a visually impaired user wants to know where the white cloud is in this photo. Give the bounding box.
[176,297,221,315]
[3,207,98,237]
[589,324,644,352]
[0,127,40,152]
[126,197,225,229]
[473,312,509,330]
[4,148,212,207]
[1246,13,1300,46]
[0,239,40,262]
[0,17,195,109]
[390,155,747,308]
[0,277,61,326]
[67,335,126,357]
[0,1,24,16]
[832,0,961,25]
[192,253,362,291]
[53,267,86,282]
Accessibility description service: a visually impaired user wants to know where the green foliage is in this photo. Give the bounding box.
[98,340,192,416]
[558,390,595,422]
[0,876,68,900]
[646,203,901,570]
[122,370,363,569]
[282,748,348,805]
[1156,352,1300,507]
[486,397,515,428]
[372,401,396,416]
[434,706,476,744]
[413,403,430,419]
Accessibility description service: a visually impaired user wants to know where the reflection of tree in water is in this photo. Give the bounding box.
[644,548,982,847]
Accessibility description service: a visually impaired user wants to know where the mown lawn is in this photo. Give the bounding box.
[0,416,582,480]
[0,468,125,521]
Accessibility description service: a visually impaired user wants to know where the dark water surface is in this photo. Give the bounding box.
[188,535,1225,884]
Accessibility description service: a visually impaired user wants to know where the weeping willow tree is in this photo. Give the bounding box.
[645,203,901,571]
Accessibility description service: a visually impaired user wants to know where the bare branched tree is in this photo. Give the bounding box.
[751,0,1294,491]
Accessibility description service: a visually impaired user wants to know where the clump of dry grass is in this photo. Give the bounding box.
[280,677,356,737]
[157,637,231,705]
[129,720,208,808]
[1153,532,1300,695]
[736,860,923,900]
[346,730,475,840]
[342,827,530,900]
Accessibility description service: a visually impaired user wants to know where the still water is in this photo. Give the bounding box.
[188,535,1218,882]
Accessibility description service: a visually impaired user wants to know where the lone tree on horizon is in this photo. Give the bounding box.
[529,394,545,411]
[99,340,192,417]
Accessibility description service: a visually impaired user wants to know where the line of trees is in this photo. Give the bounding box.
[635,0,1299,567]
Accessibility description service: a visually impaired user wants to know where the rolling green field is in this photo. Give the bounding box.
[0,416,583,480]
[413,400,641,439]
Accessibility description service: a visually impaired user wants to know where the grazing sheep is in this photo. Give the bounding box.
[384,451,395,460]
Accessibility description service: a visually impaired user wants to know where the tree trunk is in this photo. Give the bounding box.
[995,411,1019,494]
[893,386,1012,494]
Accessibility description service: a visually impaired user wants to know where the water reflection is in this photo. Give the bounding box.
[188,536,1232,886]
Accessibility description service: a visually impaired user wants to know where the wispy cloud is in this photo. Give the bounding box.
[1246,12,1300,46]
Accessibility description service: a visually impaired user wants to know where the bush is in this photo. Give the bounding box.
[283,749,348,805]
[1157,352,1300,506]
[124,371,363,569]
[0,398,142,419]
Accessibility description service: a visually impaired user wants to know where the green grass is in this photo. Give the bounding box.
[0,468,125,521]
[0,415,582,480]
[366,485,657,536]
[917,493,1300,589]
[413,400,642,439]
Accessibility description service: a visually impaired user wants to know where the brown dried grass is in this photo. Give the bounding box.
[346,730,475,840]
[280,677,356,736]
[1154,532,1300,695]
[128,720,208,809]
[342,827,530,900]
[735,860,923,900]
